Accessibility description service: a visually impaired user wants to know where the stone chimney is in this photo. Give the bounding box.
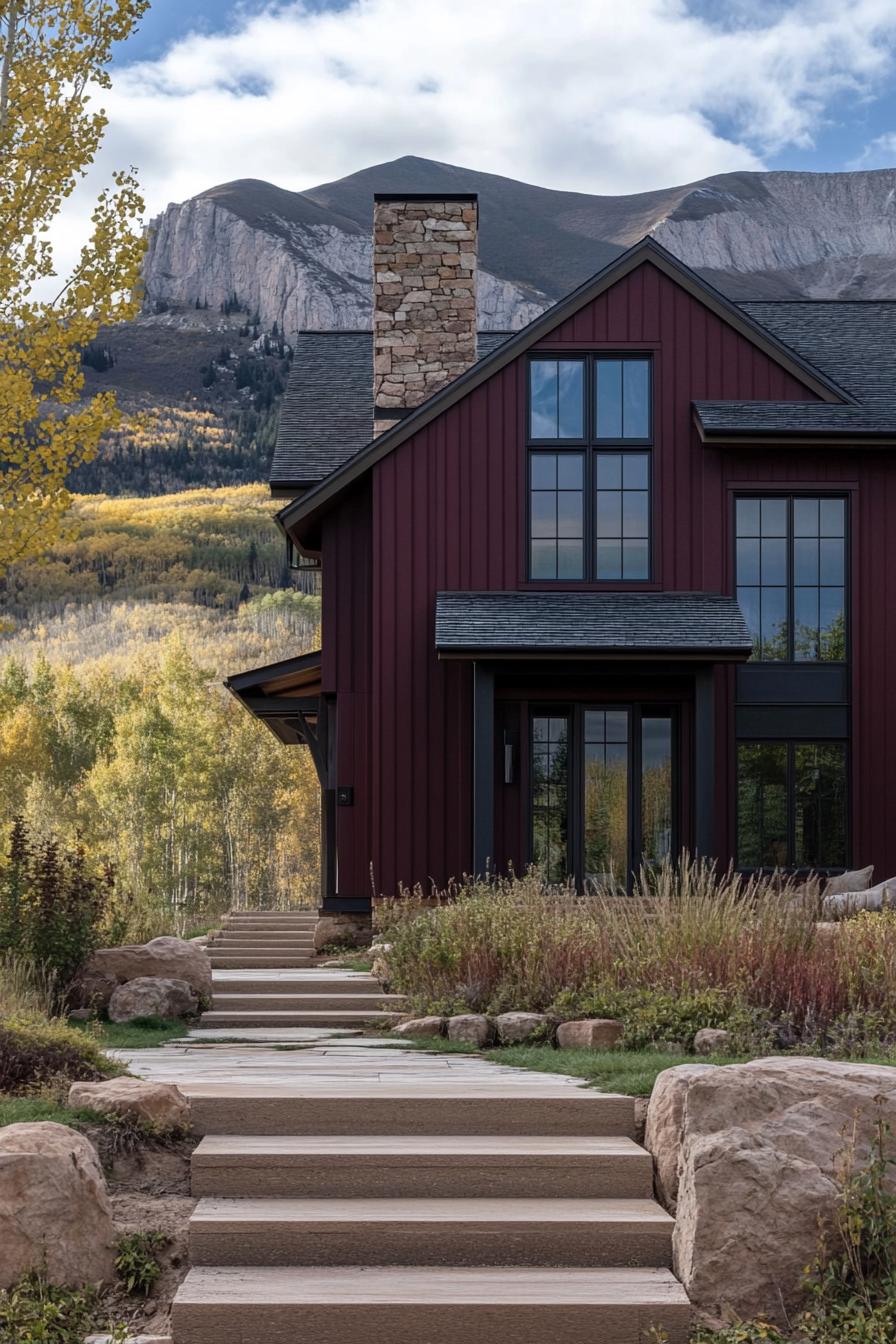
[373,193,478,435]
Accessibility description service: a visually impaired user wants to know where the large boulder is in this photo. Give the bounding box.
[556,1018,624,1050]
[68,1077,190,1134]
[392,1016,445,1038]
[107,976,198,1023]
[78,936,212,1009]
[447,1014,493,1047]
[0,1122,116,1288]
[645,1057,896,1326]
[495,1012,553,1045]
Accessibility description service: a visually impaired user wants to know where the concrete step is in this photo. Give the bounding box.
[213,932,316,941]
[173,1265,691,1343]
[210,994,405,1012]
[188,1088,636,1137]
[210,941,317,951]
[208,955,317,968]
[223,919,318,929]
[199,1009,402,1028]
[191,1134,655,1199]
[209,974,381,995]
[189,1195,673,1268]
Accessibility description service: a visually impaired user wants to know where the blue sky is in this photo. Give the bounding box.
[44,0,896,288]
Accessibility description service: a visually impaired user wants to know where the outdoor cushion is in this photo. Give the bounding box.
[822,865,873,897]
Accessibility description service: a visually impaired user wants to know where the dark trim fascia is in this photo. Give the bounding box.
[224,649,323,695]
[436,647,752,662]
[279,237,851,544]
[699,431,896,448]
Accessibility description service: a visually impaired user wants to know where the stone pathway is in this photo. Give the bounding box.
[118,914,689,1342]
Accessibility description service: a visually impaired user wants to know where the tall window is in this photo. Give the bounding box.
[737,741,847,868]
[531,715,569,883]
[528,355,652,582]
[735,496,846,661]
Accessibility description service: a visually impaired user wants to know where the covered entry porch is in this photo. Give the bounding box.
[435,591,753,887]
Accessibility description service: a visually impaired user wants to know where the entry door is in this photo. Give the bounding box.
[531,705,676,888]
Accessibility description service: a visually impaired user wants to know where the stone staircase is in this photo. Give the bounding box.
[167,953,690,1342]
[201,910,405,1030]
[160,915,693,1340]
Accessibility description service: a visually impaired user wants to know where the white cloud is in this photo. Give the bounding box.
[851,130,896,169]
[42,0,896,293]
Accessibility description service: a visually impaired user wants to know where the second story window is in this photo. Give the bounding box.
[735,496,846,661]
[528,355,652,582]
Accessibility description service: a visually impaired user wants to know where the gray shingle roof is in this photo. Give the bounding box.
[273,298,896,489]
[271,331,513,487]
[695,301,896,439]
[435,591,752,656]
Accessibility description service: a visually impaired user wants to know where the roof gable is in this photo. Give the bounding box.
[279,236,849,542]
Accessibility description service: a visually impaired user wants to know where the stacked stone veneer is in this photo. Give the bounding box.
[373,195,478,435]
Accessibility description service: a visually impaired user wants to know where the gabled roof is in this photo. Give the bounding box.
[435,591,752,660]
[278,236,850,543]
[694,300,896,443]
[271,331,514,491]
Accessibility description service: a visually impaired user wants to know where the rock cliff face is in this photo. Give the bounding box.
[143,193,547,335]
[141,158,896,339]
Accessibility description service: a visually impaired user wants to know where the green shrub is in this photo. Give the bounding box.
[0,1270,126,1343]
[551,985,761,1051]
[0,1015,116,1095]
[114,1230,168,1296]
[0,819,115,1007]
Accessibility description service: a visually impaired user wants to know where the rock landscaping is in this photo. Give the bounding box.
[79,936,212,1010]
[0,1121,116,1288]
[692,1027,731,1055]
[392,1015,445,1037]
[108,976,199,1023]
[495,1011,552,1044]
[68,1078,191,1135]
[645,1056,896,1326]
[447,1014,493,1046]
[556,1018,624,1049]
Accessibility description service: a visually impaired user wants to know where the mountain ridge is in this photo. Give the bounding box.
[141,156,896,340]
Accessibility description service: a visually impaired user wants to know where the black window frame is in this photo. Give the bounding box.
[526,353,654,583]
[735,737,850,872]
[734,492,848,665]
[529,700,679,888]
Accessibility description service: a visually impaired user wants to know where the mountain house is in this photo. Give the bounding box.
[227,192,896,936]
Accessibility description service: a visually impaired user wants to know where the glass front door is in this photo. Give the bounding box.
[531,704,675,887]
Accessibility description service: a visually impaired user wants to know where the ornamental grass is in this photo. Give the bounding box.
[382,855,896,1048]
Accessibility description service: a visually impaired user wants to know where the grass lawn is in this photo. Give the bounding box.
[0,1095,106,1129]
[399,1037,896,1096]
[484,1044,751,1095]
[68,1016,191,1050]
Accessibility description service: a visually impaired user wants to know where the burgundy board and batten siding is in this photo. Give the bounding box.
[321,258,890,899]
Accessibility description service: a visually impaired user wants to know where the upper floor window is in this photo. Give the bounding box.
[735,496,846,662]
[528,355,652,581]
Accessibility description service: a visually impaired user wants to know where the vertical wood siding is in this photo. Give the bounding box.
[322,260,892,895]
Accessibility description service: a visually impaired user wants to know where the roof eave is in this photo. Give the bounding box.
[279,237,852,544]
[436,646,752,662]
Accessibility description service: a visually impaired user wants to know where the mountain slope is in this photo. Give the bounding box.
[142,156,896,339]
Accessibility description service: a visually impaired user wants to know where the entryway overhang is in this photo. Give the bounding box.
[435,591,753,661]
[435,594,751,878]
[225,650,324,764]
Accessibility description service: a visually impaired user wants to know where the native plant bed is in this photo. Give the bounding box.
[379,858,896,1057]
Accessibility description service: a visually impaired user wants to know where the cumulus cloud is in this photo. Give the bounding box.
[43,0,896,293]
